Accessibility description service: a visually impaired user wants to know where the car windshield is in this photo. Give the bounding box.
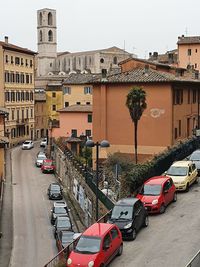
[44,161,53,166]
[38,155,46,160]
[190,152,200,161]
[51,184,60,190]
[111,205,133,220]
[166,166,188,176]
[54,207,67,214]
[57,218,70,228]
[24,141,30,144]
[42,139,47,142]
[62,232,74,243]
[140,184,162,196]
[74,236,101,254]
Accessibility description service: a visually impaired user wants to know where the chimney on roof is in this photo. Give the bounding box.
[144,64,149,76]
[4,36,8,44]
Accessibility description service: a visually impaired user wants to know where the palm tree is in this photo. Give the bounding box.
[126,87,147,164]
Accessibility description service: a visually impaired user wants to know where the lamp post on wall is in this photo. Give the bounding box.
[85,139,110,221]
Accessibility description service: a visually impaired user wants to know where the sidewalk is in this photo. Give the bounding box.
[0,149,13,267]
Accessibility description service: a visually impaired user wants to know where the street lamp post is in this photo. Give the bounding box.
[85,139,110,221]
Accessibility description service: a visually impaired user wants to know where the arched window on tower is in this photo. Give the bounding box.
[40,30,42,42]
[48,12,53,25]
[39,12,42,25]
[113,56,118,64]
[48,30,53,42]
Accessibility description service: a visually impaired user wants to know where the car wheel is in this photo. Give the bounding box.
[100,264,105,267]
[143,216,149,227]
[173,192,177,202]
[160,204,166,214]
[185,183,190,192]
[117,244,123,256]
[131,228,136,240]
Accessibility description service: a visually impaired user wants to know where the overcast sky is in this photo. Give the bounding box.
[0,0,200,58]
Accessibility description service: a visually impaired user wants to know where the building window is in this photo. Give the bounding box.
[40,30,42,42]
[52,92,56,97]
[16,92,20,102]
[26,91,29,101]
[175,127,178,139]
[179,120,181,136]
[188,49,192,56]
[86,102,90,105]
[193,89,197,103]
[26,109,29,118]
[11,56,14,64]
[48,30,53,42]
[30,109,33,118]
[85,130,91,137]
[30,74,32,84]
[71,129,77,137]
[76,102,80,105]
[100,58,104,63]
[15,57,20,65]
[30,92,33,101]
[88,114,92,123]
[12,110,15,120]
[196,49,198,53]
[26,74,29,84]
[113,56,117,64]
[26,59,28,67]
[84,86,92,94]
[5,71,9,83]
[48,12,53,25]
[21,91,25,101]
[52,105,56,111]
[65,102,69,107]
[39,12,42,25]
[173,89,183,105]
[16,73,20,83]
[21,58,24,66]
[63,87,71,94]
[30,60,33,68]
[21,73,24,83]
[11,92,15,102]
[195,63,198,69]
[5,55,9,63]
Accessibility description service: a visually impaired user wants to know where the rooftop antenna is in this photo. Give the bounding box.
[185,27,188,36]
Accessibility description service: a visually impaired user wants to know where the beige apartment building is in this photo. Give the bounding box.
[0,37,36,146]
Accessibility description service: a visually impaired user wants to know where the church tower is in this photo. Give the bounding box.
[37,8,57,76]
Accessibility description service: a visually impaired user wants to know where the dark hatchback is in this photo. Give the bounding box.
[108,198,148,240]
[51,206,69,225]
[48,183,63,200]
[188,149,200,176]
[54,216,73,238]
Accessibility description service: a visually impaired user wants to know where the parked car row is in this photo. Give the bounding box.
[65,155,200,267]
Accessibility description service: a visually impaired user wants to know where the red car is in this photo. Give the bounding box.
[41,159,56,173]
[136,176,177,214]
[67,222,123,267]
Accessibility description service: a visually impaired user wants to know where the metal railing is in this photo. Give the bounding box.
[43,210,111,267]
[185,249,200,267]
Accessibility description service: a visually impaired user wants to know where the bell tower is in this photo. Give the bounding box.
[37,8,57,76]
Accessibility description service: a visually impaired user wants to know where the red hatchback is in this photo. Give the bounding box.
[41,159,56,173]
[67,223,123,267]
[137,176,177,214]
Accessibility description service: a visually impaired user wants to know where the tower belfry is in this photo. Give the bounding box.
[37,8,57,76]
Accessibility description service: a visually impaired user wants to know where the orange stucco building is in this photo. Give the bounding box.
[178,35,200,71]
[92,58,200,162]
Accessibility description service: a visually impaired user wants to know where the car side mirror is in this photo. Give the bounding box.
[164,190,168,194]
[163,171,167,176]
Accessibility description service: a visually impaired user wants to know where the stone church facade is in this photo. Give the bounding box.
[36,8,133,77]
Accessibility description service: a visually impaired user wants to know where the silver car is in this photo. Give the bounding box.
[35,153,47,167]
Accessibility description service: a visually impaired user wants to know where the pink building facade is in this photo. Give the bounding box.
[52,105,92,139]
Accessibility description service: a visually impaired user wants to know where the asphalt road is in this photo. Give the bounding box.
[110,181,200,267]
[9,145,58,267]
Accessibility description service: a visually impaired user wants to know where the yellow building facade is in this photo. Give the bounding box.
[62,74,93,108]
[0,38,36,146]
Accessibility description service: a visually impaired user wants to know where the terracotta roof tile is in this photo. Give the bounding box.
[58,104,92,113]
[177,36,200,44]
[0,41,36,55]
[63,73,101,84]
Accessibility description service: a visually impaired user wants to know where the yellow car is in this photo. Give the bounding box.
[165,161,198,191]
